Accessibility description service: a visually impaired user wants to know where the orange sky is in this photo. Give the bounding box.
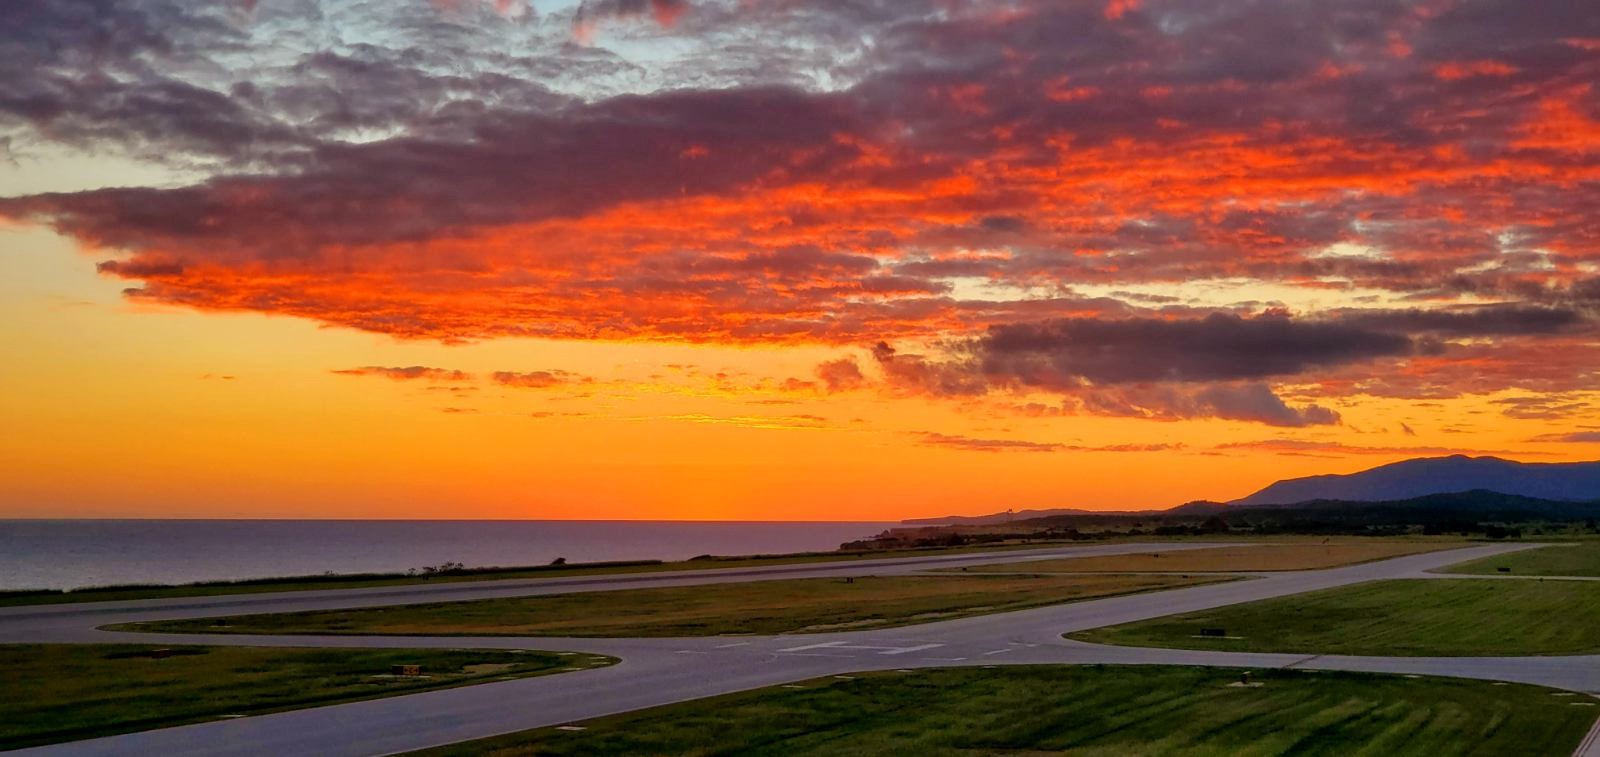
[0,0,1596,519]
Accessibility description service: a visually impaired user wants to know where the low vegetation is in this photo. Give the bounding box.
[117,573,1229,638]
[413,665,1598,757]
[0,644,609,750]
[1443,542,1600,577]
[0,541,1134,608]
[964,541,1466,573]
[1072,579,1600,656]
[858,491,1600,551]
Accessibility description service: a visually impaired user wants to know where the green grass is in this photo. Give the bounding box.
[2,535,1476,609]
[964,542,1466,573]
[1072,579,1600,656]
[413,665,1599,757]
[1444,543,1600,577]
[117,573,1230,637]
[0,644,613,750]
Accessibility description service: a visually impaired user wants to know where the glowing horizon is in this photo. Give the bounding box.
[1,0,1596,520]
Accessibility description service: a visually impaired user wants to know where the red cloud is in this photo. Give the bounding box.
[2,0,1597,416]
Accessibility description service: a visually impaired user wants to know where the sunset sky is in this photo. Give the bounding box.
[1,0,1597,520]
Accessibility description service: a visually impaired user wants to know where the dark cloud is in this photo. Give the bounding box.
[1193,383,1340,428]
[917,432,1062,453]
[1,84,860,256]
[331,366,473,381]
[1335,305,1584,336]
[916,432,1183,453]
[491,370,591,388]
[1527,431,1600,443]
[1214,439,1539,457]
[0,0,1596,413]
[972,313,1412,386]
[814,357,866,393]
[1492,395,1598,420]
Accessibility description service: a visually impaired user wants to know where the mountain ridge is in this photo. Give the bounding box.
[1232,455,1600,506]
[899,454,1600,525]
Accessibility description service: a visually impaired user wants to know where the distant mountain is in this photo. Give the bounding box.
[898,455,1600,526]
[1231,455,1600,506]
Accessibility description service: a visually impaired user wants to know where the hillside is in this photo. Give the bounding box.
[1231,455,1600,506]
[1246,489,1600,520]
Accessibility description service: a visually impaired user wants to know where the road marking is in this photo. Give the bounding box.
[777,641,847,653]
[775,640,945,656]
[878,643,945,655]
[715,641,752,648]
[982,648,1015,656]
[673,650,707,655]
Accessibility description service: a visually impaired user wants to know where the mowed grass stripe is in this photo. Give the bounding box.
[1072,578,1600,656]
[0,645,599,750]
[411,666,1598,757]
[965,541,1467,573]
[1444,542,1600,577]
[118,573,1229,638]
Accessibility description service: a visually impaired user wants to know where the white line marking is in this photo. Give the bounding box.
[777,641,847,653]
[879,643,944,655]
[777,641,945,656]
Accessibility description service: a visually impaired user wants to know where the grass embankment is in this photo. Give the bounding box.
[119,573,1229,637]
[0,645,611,750]
[965,541,1467,573]
[414,665,1598,757]
[0,539,1126,608]
[1444,542,1600,577]
[1072,579,1600,656]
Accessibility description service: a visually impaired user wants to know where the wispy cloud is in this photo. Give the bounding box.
[332,366,473,382]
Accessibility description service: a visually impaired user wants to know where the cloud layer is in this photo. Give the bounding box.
[3,0,1597,425]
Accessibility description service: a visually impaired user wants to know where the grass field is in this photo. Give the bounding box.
[413,665,1598,757]
[1444,543,1600,577]
[0,644,610,750]
[1072,579,1600,656]
[965,541,1466,573]
[0,539,1185,608]
[0,546,1010,608]
[118,573,1229,637]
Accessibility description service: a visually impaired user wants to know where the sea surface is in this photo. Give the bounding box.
[0,520,894,591]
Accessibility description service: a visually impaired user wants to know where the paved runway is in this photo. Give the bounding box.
[6,541,1598,756]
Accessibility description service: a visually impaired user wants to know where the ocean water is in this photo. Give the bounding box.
[0,520,893,591]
